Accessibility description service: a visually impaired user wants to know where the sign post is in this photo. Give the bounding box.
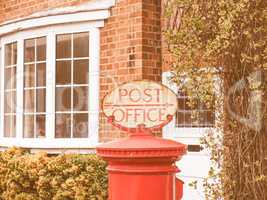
[97,80,187,200]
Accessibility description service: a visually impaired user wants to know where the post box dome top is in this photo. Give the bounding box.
[102,80,177,129]
[97,134,187,160]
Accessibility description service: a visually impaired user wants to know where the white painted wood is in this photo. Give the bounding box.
[177,154,212,178]
[0,43,4,138]
[46,32,56,140]
[89,28,100,145]
[0,11,109,37]
[0,22,104,46]
[178,177,207,200]
[0,46,1,137]
[0,138,100,149]
[1,0,115,26]
[16,39,24,139]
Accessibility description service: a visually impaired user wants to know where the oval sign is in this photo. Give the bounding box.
[102,80,177,128]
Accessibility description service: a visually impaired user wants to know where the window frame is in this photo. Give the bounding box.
[3,42,17,138]
[162,71,223,142]
[23,37,47,139]
[55,32,90,139]
[0,22,100,149]
[175,92,215,128]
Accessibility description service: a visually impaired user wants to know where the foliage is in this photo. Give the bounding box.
[0,148,108,200]
[163,0,267,199]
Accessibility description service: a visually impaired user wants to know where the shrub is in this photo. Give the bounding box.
[0,148,108,200]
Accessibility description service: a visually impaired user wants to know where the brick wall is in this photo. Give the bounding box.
[0,1,3,22]
[99,0,143,141]
[142,0,161,81]
[99,0,162,141]
[0,0,162,142]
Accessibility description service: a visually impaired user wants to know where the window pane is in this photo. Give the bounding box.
[177,97,186,111]
[56,61,71,85]
[4,67,16,89]
[11,67,16,89]
[4,92,12,113]
[56,34,71,59]
[191,113,199,127]
[24,64,35,88]
[73,113,88,138]
[4,91,16,114]
[73,60,89,84]
[55,114,71,138]
[4,68,11,89]
[184,112,193,127]
[36,115,46,138]
[24,115,34,138]
[201,111,215,126]
[56,87,71,111]
[36,89,46,113]
[24,89,35,113]
[176,111,194,127]
[11,116,16,137]
[4,116,11,137]
[5,44,12,66]
[4,115,16,137]
[36,63,46,87]
[184,98,194,110]
[12,43,17,65]
[24,39,35,63]
[73,86,88,111]
[11,91,16,113]
[36,37,46,61]
[73,32,89,58]
[198,111,205,126]
[176,111,184,127]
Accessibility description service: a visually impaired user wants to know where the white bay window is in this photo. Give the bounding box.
[0,2,113,150]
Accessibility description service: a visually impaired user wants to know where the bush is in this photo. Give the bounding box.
[0,148,108,200]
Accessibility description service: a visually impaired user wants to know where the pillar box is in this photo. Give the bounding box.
[97,80,187,200]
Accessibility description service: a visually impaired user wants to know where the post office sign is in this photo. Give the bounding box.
[102,80,177,128]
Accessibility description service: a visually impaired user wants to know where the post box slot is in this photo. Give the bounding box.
[187,144,204,152]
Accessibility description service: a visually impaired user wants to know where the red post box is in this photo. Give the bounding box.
[98,81,187,200]
[176,178,184,200]
[97,117,187,200]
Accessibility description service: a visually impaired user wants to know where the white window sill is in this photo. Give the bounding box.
[0,138,99,148]
[0,138,104,154]
[0,146,97,154]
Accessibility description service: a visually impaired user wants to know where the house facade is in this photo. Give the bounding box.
[0,0,216,199]
[0,0,163,149]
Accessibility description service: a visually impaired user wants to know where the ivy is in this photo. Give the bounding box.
[163,0,267,199]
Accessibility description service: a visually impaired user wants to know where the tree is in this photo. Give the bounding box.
[163,0,267,199]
